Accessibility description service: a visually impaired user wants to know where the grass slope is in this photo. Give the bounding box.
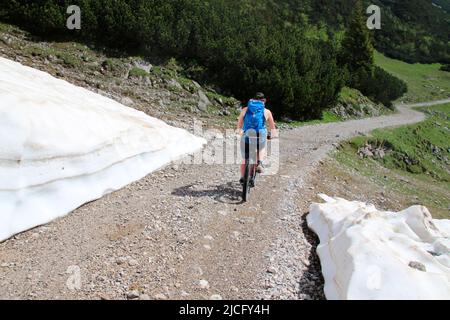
[375,51,450,103]
[335,103,450,218]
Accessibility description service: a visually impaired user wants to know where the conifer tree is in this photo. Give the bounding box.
[340,0,374,88]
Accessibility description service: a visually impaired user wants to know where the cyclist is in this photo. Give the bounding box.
[237,92,277,185]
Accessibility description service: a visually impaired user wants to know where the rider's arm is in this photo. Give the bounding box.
[265,109,278,137]
[237,107,247,133]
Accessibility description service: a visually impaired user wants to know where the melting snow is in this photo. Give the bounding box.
[0,57,206,241]
[308,195,450,300]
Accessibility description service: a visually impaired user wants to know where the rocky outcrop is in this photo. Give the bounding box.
[0,24,240,130]
[357,142,387,159]
[332,89,390,120]
[197,90,212,112]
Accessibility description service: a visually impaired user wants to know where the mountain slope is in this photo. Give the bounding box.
[272,0,450,64]
[0,1,447,119]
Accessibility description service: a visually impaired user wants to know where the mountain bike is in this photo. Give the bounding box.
[241,132,272,202]
[242,148,258,202]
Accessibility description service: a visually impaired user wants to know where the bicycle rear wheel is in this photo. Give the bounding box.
[242,161,251,202]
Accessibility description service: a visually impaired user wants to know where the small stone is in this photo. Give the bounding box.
[192,81,201,89]
[98,293,111,300]
[167,78,183,90]
[154,293,168,300]
[408,261,427,272]
[127,290,140,300]
[139,294,150,300]
[265,282,274,289]
[210,294,223,300]
[192,266,203,276]
[128,259,139,266]
[180,291,190,297]
[198,280,210,290]
[96,275,106,282]
[116,257,127,265]
[120,97,134,106]
[267,267,277,274]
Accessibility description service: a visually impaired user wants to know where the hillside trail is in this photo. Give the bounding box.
[0,100,445,300]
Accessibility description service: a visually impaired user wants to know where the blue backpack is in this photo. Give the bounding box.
[243,99,266,133]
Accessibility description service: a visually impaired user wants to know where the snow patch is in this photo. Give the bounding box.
[0,57,206,241]
[308,195,450,300]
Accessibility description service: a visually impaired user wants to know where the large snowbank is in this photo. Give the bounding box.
[308,195,450,300]
[0,57,205,241]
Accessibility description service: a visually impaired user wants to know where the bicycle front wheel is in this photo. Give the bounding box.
[242,161,251,202]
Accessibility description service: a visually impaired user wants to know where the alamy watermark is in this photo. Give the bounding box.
[65,4,381,31]
[181,120,281,176]
[367,5,381,30]
[117,119,281,176]
[66,5,81,30]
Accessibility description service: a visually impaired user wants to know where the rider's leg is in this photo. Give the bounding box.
[240,161,246,177]
[256,134,267,173]
[258,146,266,163]
[256,148,265,174]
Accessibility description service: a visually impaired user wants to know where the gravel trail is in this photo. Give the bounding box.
[0,102,434,300]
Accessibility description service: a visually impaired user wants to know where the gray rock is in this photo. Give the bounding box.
[154,293,168,300]
[373,148,386,159]
[234,101,243,109]
[409,261,427,272]
[267,267,277,274]
[431,145,441,155]
[358,144,375,158]
[197,91,211,112]
[133,60,152,73]
[192,81,202,89]
[116,257,127,265]
[128,259,139,266]
[127,290,140,300]
[167,78,183,90]
[198,279,210,289]
[120,97,134,106]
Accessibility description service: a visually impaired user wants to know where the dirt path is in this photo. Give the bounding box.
[397,98,450,108]
[0,102,436,300]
